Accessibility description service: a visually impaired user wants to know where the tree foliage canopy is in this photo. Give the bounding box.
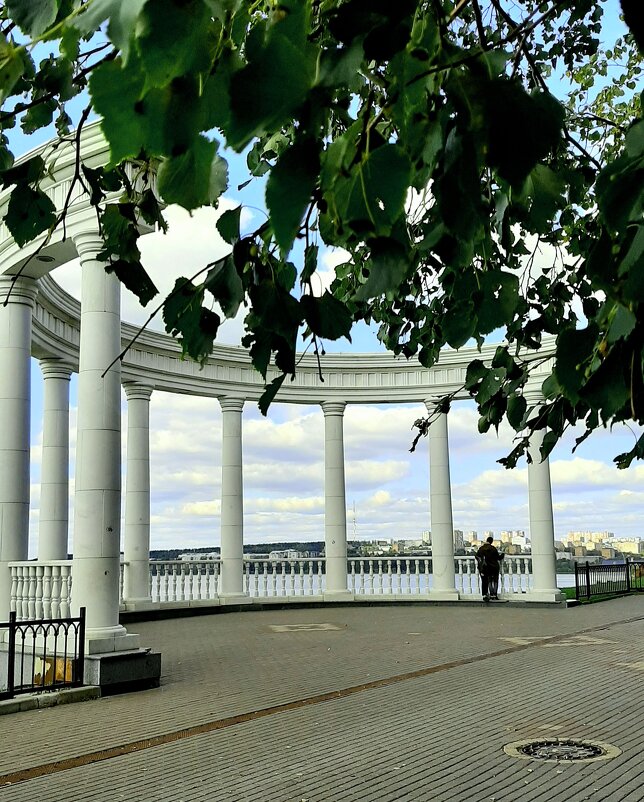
[0,0,642,466]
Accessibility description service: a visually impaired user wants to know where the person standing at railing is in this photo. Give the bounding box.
[476,537,504,602]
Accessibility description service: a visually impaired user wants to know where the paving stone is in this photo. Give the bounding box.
[0,596,641,801]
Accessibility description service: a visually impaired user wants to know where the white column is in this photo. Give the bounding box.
[123,382,153,606]
[426,404,459,600]
[71,232,136,647]
[0,276,37,616]
[322,401,350,598]
[219,397,246,599]
[525,402,564,602]
[38,358,72,561]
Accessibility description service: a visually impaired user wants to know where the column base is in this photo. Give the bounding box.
[122,598,155,612]
[429,589,460,601]
[323,590,354,602]
[85,632,141,655]
[519,589,566,603]
[84,648,161,694]
[218,593,252,606]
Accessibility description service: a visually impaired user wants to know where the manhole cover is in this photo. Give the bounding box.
[504,739,621,763]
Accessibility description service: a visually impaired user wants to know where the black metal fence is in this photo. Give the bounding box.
[575,560,644,602]
[0,607,85,700]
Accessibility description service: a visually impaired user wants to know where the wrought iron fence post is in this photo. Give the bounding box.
[7,611,16,697]
[625,558,631,592]
[585,561,591,599]
[575,562,580,601]
[76,607,86,686]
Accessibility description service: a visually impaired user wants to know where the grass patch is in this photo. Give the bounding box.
[559,585,643,604]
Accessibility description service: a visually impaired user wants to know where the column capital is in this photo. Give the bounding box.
[321,400,346,417]
[424,397,444,414]
[0,276,38,307]
[72,230,104,259]
[523,382,545,406]
[219,397,244,413]
[123,382,154,401]
[40,357,73,382]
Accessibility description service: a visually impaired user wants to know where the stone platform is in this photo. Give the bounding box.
[0,595,642,801]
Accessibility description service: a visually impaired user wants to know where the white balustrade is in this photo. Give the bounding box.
[348,557,434,595]
[8,555,537,615]
[148,560,221,603]
[9,561,73,620]
[244,558,325,598]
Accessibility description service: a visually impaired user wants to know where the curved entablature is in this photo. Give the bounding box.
[32,273,555,403]
[3,120,555,404]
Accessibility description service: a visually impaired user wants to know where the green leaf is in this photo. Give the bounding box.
[136,0,213,89]
[227,29,314,150]
[620,225,644,301]
[1,155,45,188]
[334,145,412,236]
[596,149,644,232]
[554,326,598,402]
[204,255,244,318]
[356,237,409,301]
[302,243,318,283]
[106,259,158,307]
[4,184,56,246]
[157,137,228,210]
[443,300,477,349]
[475,368,505,406]
[266,138,319,254]
[5,0,57,37]
[249,283,301,341]
[0,34,25,103]
[465,359,487,389]
[506,393,527,430]
[89,57,146,164]
[216,206,242,245]
[540,430,559,461]
[301,292,352,341]
[606,304,636,344]
[526,164,566,232]
[74,0,147,63]
[163,278,220,365]
[259,374,286,416]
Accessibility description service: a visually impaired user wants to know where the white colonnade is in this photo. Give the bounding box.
[70,232,137,648]
[38,358,72,561]
[426,405,460,599]
[219,397,246,598]
[123,383,153,606]
[322,401,350,598]
[0,277,38,614]
[525,388,564,602]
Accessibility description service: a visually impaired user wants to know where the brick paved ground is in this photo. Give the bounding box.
[0,596,642,801]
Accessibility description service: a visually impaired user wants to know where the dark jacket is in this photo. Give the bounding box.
[476,542,503,574]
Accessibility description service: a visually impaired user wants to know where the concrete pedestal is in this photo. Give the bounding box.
[84,649,161,694]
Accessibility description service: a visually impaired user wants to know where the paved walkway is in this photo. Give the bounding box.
[0,597,642,801]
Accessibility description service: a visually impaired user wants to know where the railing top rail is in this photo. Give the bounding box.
[243,556,324,562]
[8,560,73,567]
[149,559,221,565]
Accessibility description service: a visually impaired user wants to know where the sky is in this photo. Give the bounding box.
[6,3,644,556]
